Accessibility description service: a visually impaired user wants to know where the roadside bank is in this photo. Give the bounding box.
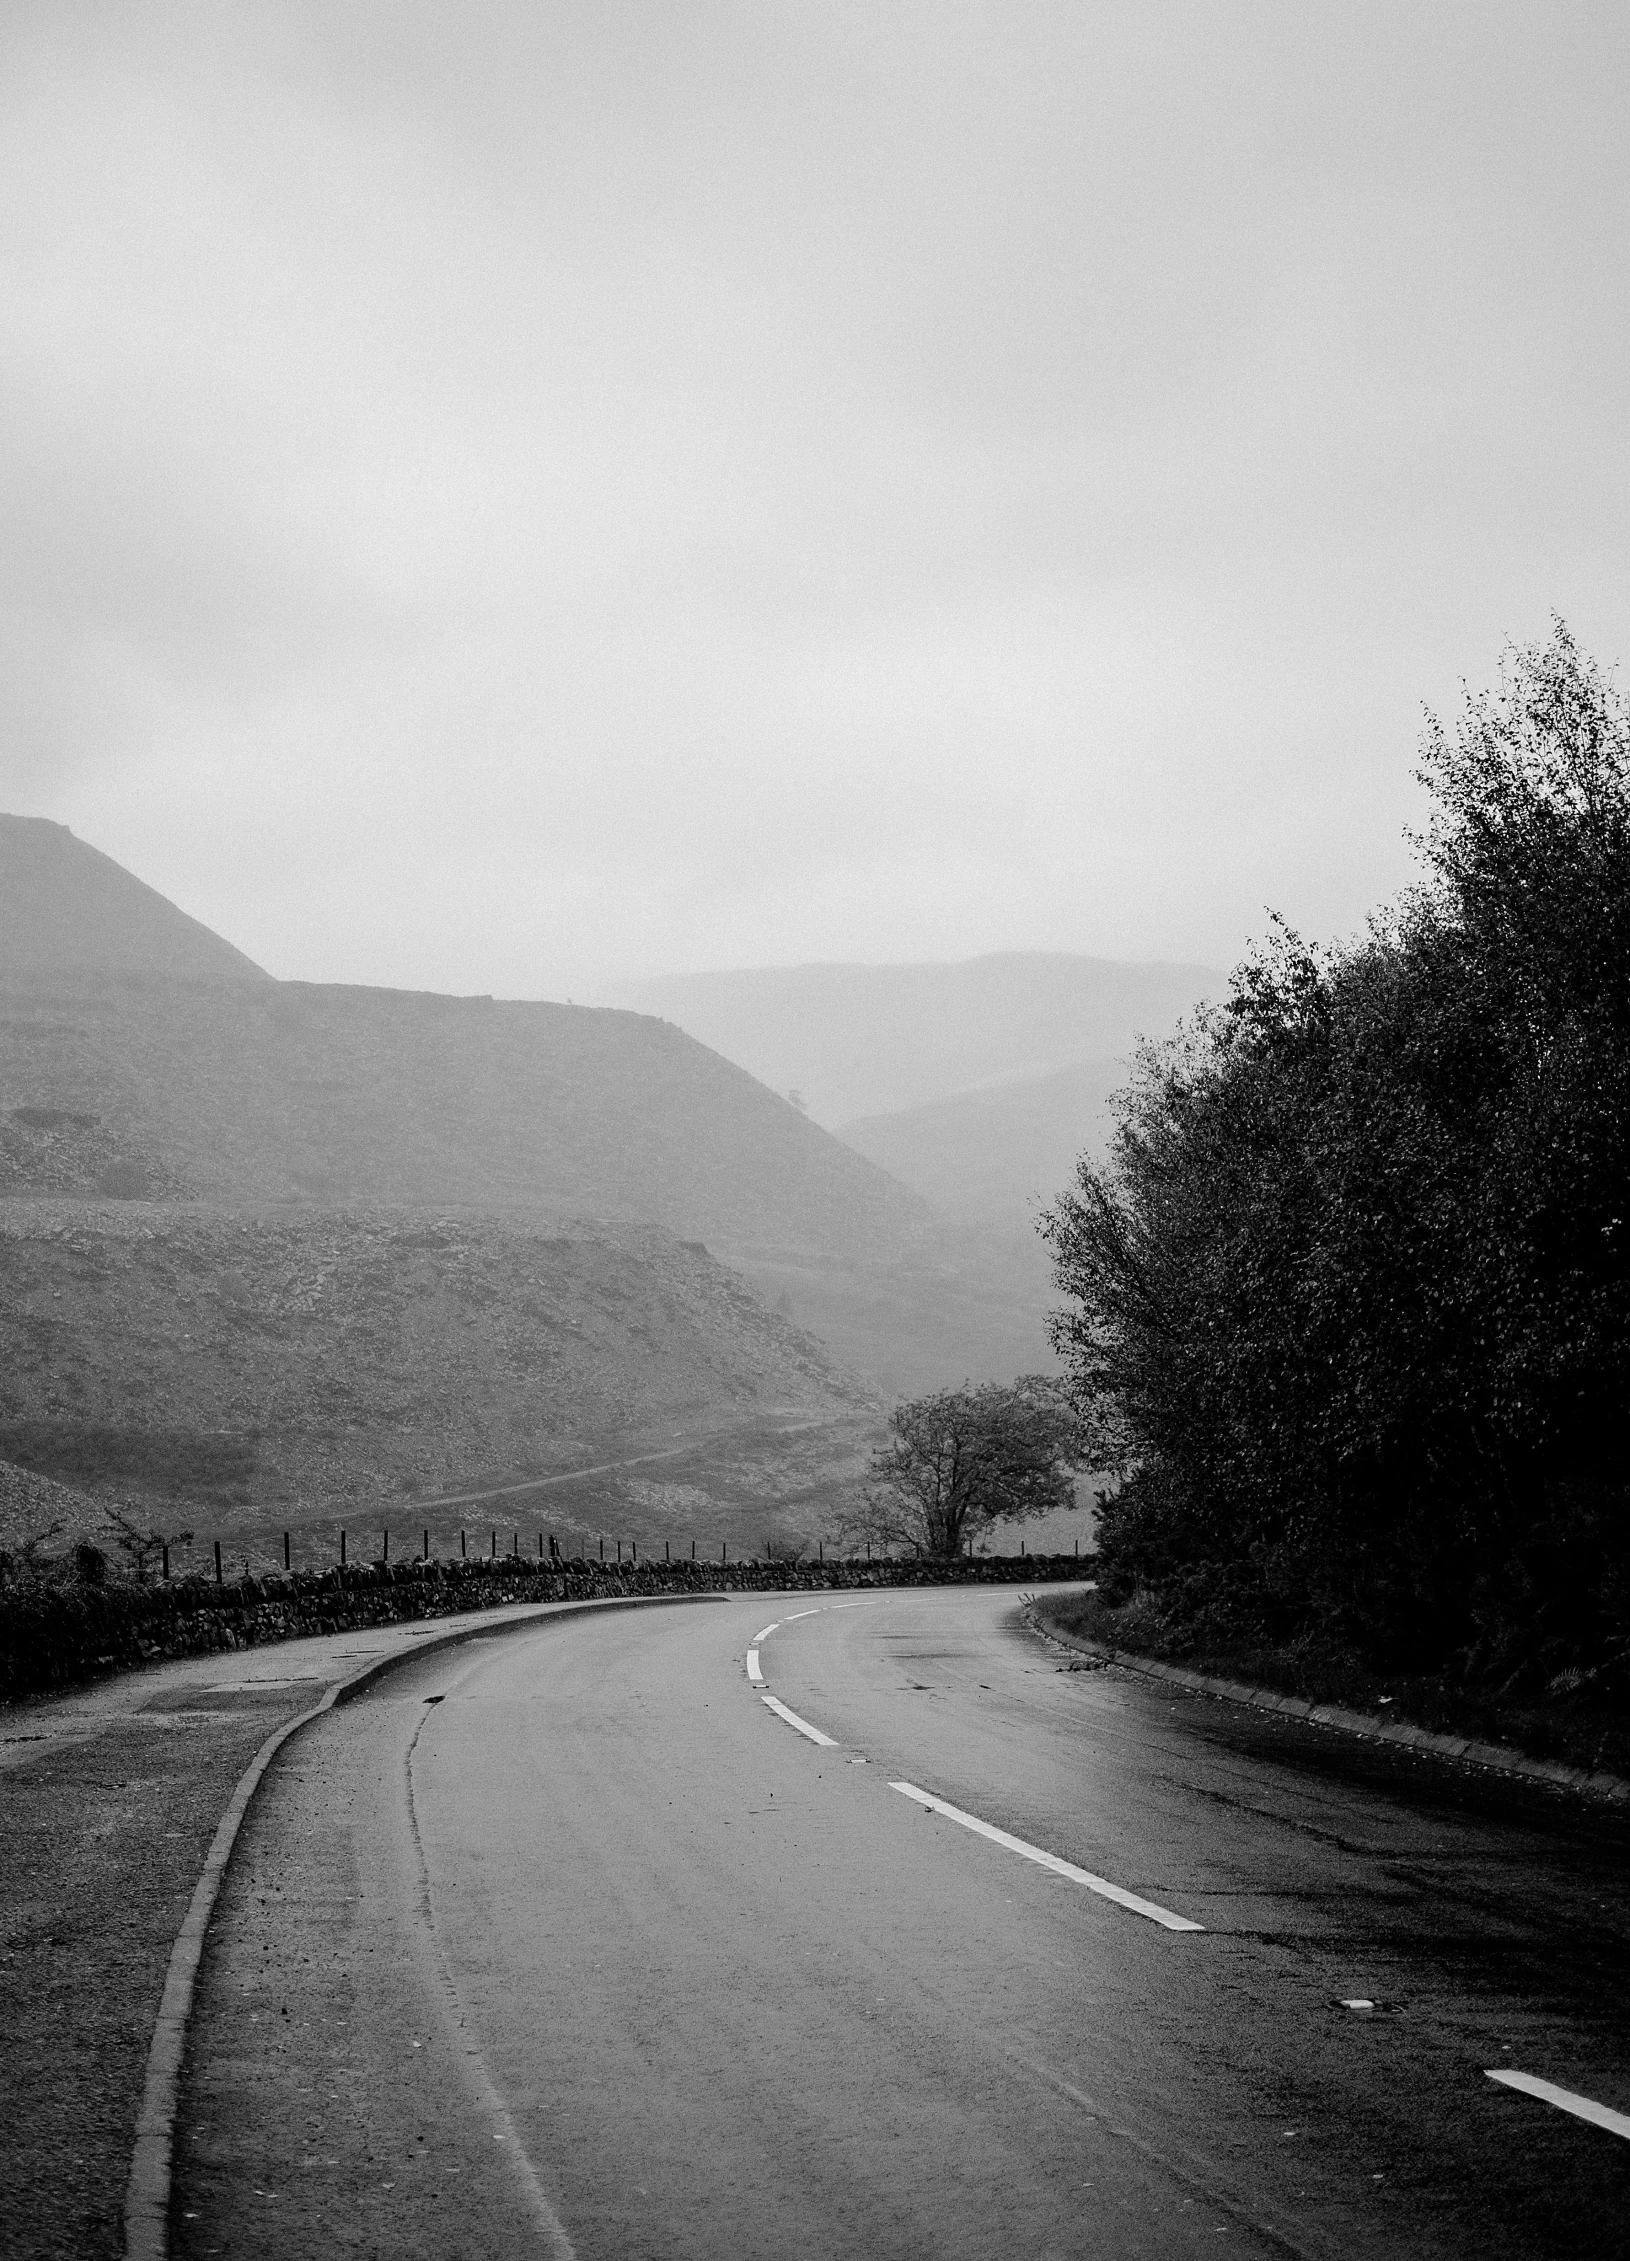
[1028,1591,1630,1802]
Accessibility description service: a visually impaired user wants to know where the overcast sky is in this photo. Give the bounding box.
[3,2,1627,996]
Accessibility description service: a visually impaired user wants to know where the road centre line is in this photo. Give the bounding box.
[761,1694,839,1747]
[889,1781,1205,1933]
[752,1616,1202,1931]
[1485,2069,1630,2138]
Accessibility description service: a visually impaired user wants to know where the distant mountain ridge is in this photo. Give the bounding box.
[0,819,1203,1402]
[0,817,933,1269]
[837,1055,1125,1230]
[597,952,1219,1126]
[0,816,892,1553]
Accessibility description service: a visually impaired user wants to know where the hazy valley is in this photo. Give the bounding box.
[0,815,1208,1570]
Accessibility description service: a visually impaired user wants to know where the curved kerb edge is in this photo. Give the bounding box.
[121,1590,730,2260]
[1022,1606,1630,1806]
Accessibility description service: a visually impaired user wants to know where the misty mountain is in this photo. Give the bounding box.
[0,815,899,1551]
[0,817,932,1270]
[0,816,1051,1400]
[596,953,1218,1126]
[837,1055,1125,1232]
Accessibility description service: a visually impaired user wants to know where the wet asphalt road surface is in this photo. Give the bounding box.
[175,1588,1630,2259]
[0,1596,608,2261]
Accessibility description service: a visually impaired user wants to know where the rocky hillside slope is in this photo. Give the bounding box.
[0,1204,876,1568]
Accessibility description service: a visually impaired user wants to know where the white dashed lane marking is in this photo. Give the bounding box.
[890,1780,1205,1933]
[751,1604,1200,1932]
[748,1599,1628,2135]
[760,1695,839,1747]
[1485,2070,1630,2139]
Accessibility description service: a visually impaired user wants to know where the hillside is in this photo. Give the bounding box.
[0,816,267,985]
[0,818,1087,1395]
[597,952,1218,1126]
[0,1204,878,1568]
[0,970,937,1265]
[0,816,934,1271]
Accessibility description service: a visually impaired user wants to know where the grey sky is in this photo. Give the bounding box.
[4,3,1627,996]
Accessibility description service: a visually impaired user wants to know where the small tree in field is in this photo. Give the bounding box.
[843,1378,1080,1559]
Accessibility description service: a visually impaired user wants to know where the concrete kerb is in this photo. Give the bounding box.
[121,1589,731,2261]
[1022,1603,1630,1806]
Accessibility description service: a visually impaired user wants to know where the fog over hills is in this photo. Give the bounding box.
[0,815,922,1553]
[601,954,1218,1335]
[0,819,1213,1542]
[838,1056,1127,1234]
[598,953,1218,1127]
[0,816,931,1268]
[0,974,934,1265]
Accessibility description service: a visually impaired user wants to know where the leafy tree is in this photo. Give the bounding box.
[1042,624,1630,1692]
[844,1378,1080,1559]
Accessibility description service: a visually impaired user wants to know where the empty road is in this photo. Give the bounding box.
[175,1588,1630,2259]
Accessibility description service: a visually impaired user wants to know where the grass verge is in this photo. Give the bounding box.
[1033,1586,1630,1784]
